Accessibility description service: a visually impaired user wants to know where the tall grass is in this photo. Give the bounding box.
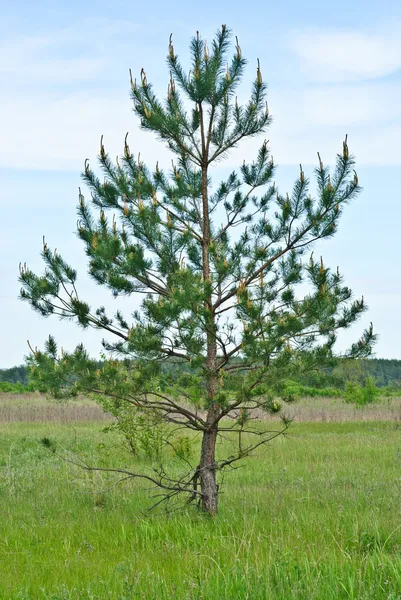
[1,420,401,599]
[1,392,400,424]
[0,393,109,423]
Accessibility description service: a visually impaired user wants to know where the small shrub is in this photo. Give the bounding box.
[284,381,343,399]
[40,436,56,453]
[104,407,165,461]
[0,381,37,394]
[344,376,380,406]
[173,435,193,461]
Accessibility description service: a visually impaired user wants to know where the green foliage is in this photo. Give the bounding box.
[0,381,36,394]
[0,364,29,384]
[18,26,376,510]
[344,376,380,406]
[285,359,401,392]
[356,359,401,387]
[172,434,194,462]
[104,408,166,461]
[19,27,374,385]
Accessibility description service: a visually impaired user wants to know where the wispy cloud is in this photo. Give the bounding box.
[300,82,401,127]
[2,19,401,172]
[0,92,173,172]
[0,20,141,82]
[292,23,401,82]
[1,20,173,171]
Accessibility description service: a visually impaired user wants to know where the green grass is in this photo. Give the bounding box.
[1,418,401,599]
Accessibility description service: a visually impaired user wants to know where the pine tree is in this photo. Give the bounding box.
[19,26,375,515]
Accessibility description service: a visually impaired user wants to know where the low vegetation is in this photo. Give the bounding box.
[0,381,36,394]
[1,415,400,599]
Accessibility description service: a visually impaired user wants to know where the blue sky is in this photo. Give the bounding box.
[1,0,400,367]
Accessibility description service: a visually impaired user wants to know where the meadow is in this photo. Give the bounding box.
[1,393,401,599]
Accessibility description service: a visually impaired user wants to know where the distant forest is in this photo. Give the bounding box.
[1,359,401,389]
[0,365,30,385]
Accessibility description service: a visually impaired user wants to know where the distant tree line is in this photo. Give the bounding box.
[0,365,29,385]
[297,358,401,389]
[1,358,401,389]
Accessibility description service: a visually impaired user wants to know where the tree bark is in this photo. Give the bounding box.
[199,407,219,515]
[199,144,220,515]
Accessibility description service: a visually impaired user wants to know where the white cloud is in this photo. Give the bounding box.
[278,123,401,167]
[0,19,174,173]
[2,87,401,173]
[0,20,141,82]
[1,19,401,173]
[224,79,401,167]
[301,82,401,127]
[292,24,401,82]
[0,92,173,172]
[259,82,401,142]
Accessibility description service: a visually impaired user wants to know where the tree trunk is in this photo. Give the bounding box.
[199,110,220,515]
[199,405,219,515]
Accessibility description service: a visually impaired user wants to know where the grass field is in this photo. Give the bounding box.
[1,392,400,423]
[1,395,401,599]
